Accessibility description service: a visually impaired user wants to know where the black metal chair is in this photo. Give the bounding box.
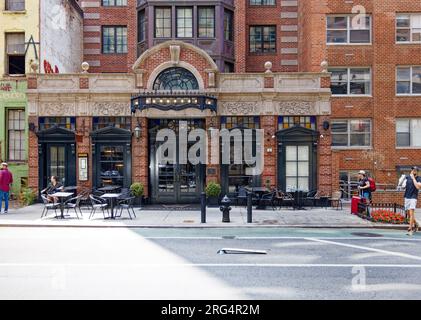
[303,190,320,208]
[118,188,131,200]
[279,191,295,209]
[89,194,109,219]
[116,196,136,219]
[78,188,93,210]
[259,191,277,210]
[63,195,83,219]
[40,194,59,218]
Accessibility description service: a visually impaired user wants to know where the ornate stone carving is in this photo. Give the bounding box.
[208,72,215,88]
[91,102,131,116]
[278,101,315,115]
[220,102,259,115]
[39,102,76,116]
[170,45,180,65]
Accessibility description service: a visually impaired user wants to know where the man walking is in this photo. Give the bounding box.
[358,170,371,218]
[404,166,421,236]
[0,162,13,214]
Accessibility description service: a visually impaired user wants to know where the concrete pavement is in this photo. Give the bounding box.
[0,203,418,228]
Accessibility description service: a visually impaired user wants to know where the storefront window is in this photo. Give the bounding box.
[221,116,260,193]
[99,146,125,187]
[39,117,76,131]
[93,117,131,131]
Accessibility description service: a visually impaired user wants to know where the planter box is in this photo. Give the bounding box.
[207,196,220,207]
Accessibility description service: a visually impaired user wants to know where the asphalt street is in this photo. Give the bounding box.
[0,227,420,299]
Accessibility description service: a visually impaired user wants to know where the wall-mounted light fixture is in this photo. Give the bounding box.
[29,123,36,132]
[134,122,141,141]
[323,120,330,130]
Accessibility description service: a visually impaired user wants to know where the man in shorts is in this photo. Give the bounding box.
[404,166,421,236]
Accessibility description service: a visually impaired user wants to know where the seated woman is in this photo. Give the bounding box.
[41,176,64,203]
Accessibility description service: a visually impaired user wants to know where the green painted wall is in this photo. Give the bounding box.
[0,79,28,197]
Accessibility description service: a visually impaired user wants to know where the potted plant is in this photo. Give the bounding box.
[130,182,144,207]
[20,188,37,206]
[205,181,221,207]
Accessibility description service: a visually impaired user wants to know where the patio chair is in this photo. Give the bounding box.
[118,188,131,199]
[329,191,343,210]
[259,191,277,210]
[115,196,136,220]
[63,195,83,219]
[78,188,92,210]
[40,194,60,218]
[279,191,295,209]
[89,194,109,219]
[303,190,320,208]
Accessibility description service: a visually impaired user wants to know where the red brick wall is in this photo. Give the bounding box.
[28,116,39,192]
[83,0,137,73]
[76,117,93,190]
[372,191,421,209]
[260,116,277,189]
[131,117,149,199]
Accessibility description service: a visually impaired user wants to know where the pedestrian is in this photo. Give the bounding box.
[403,166,421,236]
[357,170,371,218]
[0,162,13,214]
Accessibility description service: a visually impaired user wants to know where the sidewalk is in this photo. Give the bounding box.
[0,203,418,228]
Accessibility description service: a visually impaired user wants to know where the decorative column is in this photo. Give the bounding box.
[260,115,277,189]
[76,117,93,190]
[28,116,39,193]
[205,116,220,186]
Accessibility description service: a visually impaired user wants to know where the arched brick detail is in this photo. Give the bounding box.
[133,41,218,89]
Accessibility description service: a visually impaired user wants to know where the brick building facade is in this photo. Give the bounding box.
[26,0,421,206]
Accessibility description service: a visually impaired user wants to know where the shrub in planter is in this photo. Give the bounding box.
[20,188,37,206]
[130,182,144,206]
[205,182,221,206]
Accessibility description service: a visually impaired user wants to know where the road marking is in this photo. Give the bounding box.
[0,263,421,268]
[305,237,421,261]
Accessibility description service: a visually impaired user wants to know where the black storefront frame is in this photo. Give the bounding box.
[276,125,319,192]
[91,126,132,189]
[37,126,77,196]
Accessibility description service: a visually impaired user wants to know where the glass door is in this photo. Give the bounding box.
[48,146,66,185]
[285,145,310,192]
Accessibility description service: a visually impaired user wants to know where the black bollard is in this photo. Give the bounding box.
[247,192,252,223]
[201,192,206,223]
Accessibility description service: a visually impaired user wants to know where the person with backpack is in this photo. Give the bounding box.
[358,170,372,218]
[402,166,421,236]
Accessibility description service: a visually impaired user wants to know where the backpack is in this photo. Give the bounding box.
[368,177,376,192]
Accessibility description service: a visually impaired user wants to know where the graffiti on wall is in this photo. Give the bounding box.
[44,60,60,74]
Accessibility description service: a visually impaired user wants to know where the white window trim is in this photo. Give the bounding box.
[395,118,421,148]
[396,65,421,96]
[329,67,372,96]
[396,14,421,44]
[327,15,372,45]
[331,118,372,148]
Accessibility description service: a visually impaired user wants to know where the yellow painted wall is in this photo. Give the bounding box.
[0,0,40,76]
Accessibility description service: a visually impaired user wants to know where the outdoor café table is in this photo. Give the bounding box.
[98,185,121,193]
[50,192,74,219]
[251,187,269,209]
[100,193,122,219]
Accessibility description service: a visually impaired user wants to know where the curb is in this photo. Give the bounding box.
[0,222,409,230]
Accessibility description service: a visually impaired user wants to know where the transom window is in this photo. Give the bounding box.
[102,0,126,6]
[327,15,371,44]
[153,67,199,91]
[396,66,421,95]
[331,119,371,147]
[138,10,146,42]
[198,7,215,38]
[396,14,421,43]
[176,7,193,38]
[93,117,131,131]
[278,116,316,130]
[39,117,76,131]
[7,109,25,161]
[396,119,421,147]
[155,7,172,38]
[221,116,260,129]
[250,0,275,5]
[329,68,371,95]
[102,26,127,53]
[249,26,276,53]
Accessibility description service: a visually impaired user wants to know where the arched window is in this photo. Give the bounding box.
[153,67,199,91]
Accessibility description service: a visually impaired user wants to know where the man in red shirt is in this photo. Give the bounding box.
[0,162,13,214]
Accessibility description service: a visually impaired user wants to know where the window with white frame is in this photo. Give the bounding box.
[331,119,371,147]
[7,109,25,161]
[396,119,421,147]
[396,14,421,43]
[396,66,421,94]
[329,68,371,95]
[327,15,371,44]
